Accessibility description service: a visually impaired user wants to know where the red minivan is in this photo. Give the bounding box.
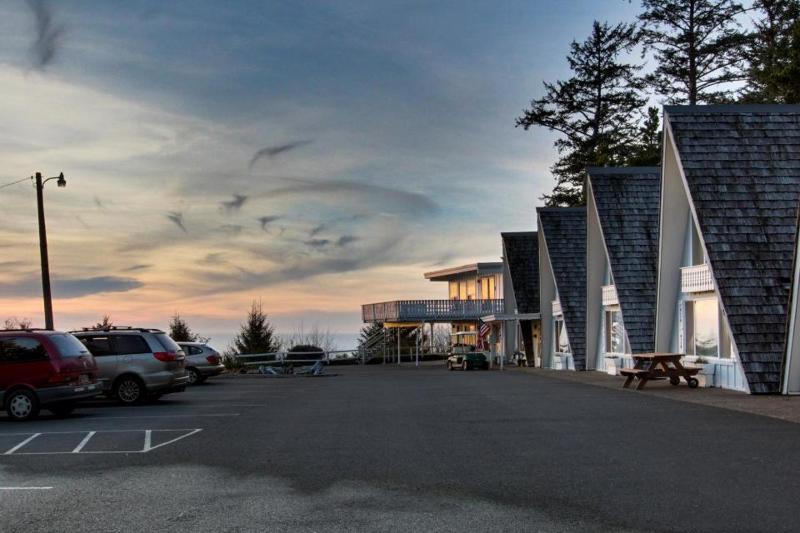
[0,330,101,421]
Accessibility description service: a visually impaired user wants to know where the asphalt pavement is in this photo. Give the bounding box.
[1,363,799,532]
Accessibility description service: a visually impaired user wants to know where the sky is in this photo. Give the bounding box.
[0,0,641,346]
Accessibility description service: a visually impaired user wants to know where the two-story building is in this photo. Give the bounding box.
[361,263,505,357]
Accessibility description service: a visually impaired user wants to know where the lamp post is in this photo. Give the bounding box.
[34,171,66,330]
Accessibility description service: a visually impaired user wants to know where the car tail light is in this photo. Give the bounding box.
[48,373,78,384]
[153,351,182,362]
[206,354,221,365]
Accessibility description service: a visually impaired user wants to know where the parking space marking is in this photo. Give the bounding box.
[0,429,202,455]
[71,431,96,453]
[4,433,40,455]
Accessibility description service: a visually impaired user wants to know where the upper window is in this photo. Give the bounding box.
[186,345,204,355]
[449,281,459,300]
[0,337,48,363]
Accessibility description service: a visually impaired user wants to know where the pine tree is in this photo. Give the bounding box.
[94,315,113,329]
[637,0,748,104]
[741,0,800,103]
[168,313,197,342]
[625,106,662,166]
[229,300,279,355]
[516,21,646,206]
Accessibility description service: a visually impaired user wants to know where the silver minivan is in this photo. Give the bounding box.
[72,327,189,404]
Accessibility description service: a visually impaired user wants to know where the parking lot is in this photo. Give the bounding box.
[2,364,800,532]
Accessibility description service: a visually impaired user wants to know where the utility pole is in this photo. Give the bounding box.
[34,172,66,330]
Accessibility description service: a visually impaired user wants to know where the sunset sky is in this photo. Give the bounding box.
[0,0,639,345]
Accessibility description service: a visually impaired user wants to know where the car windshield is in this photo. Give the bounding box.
[49,334,91,358]
[155,333,184,354]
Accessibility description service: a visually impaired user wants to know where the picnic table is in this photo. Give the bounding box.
[620,353,700,390]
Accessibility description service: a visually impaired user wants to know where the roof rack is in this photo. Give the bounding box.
[0,328,52,333]
[69,326,165,333]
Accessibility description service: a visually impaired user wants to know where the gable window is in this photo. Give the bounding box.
[604,308,627,354]
[685,298,720,357]
[554,316,570,354]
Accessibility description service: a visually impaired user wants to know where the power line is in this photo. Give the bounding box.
[0,176,31,190]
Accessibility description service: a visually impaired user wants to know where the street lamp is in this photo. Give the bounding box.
[34,172,66,330]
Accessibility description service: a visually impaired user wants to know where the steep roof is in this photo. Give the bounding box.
[501,232,539,314]
[537,208,587,370]
[666,105,800,394]
[587,167,661,354]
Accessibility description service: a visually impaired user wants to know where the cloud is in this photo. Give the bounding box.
[309,223,326,237]
[218,224,243,236]
[166,211,187,233]
[0,275,142,299]
[93,196,107,210]
[220,194,248,214]
[266,179,438,215]
[121,264,151,272]
[257,215,281,231]
[249,140,313,170]
[336,235,359,247]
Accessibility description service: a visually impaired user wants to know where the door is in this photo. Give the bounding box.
[79,335,117,390]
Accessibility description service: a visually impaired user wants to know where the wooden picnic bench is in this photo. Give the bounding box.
[620,353,700,390]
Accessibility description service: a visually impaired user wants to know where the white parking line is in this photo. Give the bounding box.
[1,429,202,455]
[4,433,41,455]
[71,431,96,453]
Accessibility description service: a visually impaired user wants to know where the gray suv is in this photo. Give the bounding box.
[72,327,189,404]
[177,342,225,384]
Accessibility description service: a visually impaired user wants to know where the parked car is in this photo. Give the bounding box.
[71,327,188,404]
[177,342,224,384]
[0,329,101,421]
[448,343,476,356]
[447,351,489,371]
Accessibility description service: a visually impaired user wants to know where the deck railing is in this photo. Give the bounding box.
[362,299,504,323]
[681,263,714,293]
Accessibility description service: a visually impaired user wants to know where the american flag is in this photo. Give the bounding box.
[479,322,491,338]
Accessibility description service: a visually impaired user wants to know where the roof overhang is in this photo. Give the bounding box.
[481,313,540,322]
[424,262,502,281]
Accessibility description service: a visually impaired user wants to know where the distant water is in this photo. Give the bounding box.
[201,332,360,353]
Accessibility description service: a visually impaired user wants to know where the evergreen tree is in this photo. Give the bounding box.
[741,0,800,103]
[168,313,197,342]
[516,21,646,206]
[229,300,279,355]
[625,106,662,166]
[94,315,113,329]
[637,0,748,104]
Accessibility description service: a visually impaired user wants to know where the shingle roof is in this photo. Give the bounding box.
[537,208,587,370]
[501,232,539,314]
[666,105,800,394]
[587,167,661,354]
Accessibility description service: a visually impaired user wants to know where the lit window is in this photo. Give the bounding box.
[604,309,626,354]
[686,299,719,357]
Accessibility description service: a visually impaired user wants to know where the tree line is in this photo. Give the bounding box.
[518,0,800,206]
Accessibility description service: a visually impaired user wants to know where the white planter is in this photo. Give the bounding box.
[605,357,622,376]
[552,355,564,370]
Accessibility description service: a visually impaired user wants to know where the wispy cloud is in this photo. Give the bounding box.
[305,238,330,250]
[249,140,313,170]
[27,0,64,70]
[257,215,281,231]
[336,235,359,247]
[0,275,142,299]
[121,264,151,272]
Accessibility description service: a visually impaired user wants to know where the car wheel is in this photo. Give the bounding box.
[6,389,39,421]
[49,402,76,418]
[187,367,201,385]
[114,376,145,405]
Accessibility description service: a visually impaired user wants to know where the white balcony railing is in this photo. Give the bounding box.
[681,263,714,293]
[602,284,618,306]
[552,299,562,315]
[362,299,504,323]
